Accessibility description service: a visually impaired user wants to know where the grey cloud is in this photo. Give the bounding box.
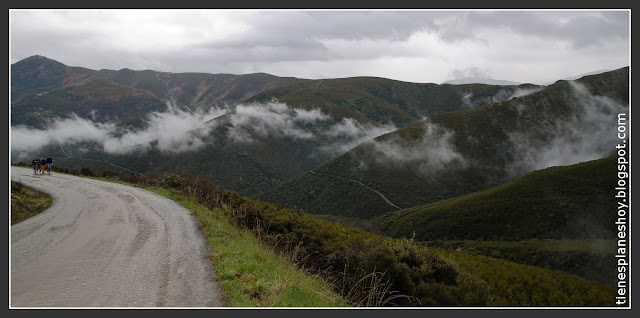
[10,10,629,86]
[463,11,629,48]
[190,11,438,63]
[305,11,436,41]
[451,67,490,79]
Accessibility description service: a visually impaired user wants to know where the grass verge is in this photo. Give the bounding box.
[12,165,619,307]
[11,180,53,225]
[10,166,347,307]
[134,186,347,307]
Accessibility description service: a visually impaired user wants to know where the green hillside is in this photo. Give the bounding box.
[13,56,547,197]
[82,69,307,108]
[259,67,629,219]
[435,248,615,306]
[11,55,307,118]
[429,239,617,285]
[247,76,539,127]
[50,168,617,306]
[10,55,94,102]
[46,108,393,197]
[11,78,168,128]
[380,155,618,241]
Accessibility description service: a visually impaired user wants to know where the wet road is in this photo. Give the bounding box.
[10,167,225,307]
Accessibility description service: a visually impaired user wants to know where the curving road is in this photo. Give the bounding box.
[10,167,225,308]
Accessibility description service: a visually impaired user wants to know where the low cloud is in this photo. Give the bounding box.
[11,102,228,158]
[510,86,544,98]
[103,103,227,154]
[461,86,544,108]
[321,118,396,155]
[226,102,330,143]
[11,101,396,161]
[366,122,466,175]
[506,81,627,174]
[11,114,116,159]
[224,101,396,154]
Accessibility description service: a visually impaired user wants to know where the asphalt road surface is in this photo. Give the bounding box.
[10,167,225,307]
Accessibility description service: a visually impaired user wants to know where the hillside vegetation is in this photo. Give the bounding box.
[12,55,551,199]
[380,155,619,241]
[10,180,53,225]
[247,76,539,127]
[12,78,168,128]
[260,67,629,219]
[428,239,616,285]
[11,55,307,127]
[11,55,94,102]
[45,166,617,307]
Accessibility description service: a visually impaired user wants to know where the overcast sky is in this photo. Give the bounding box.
[9,9,630,85]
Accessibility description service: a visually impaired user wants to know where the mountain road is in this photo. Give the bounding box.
[10,166,225,307]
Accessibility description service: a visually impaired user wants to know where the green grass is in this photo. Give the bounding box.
[146,187,348,307]
[12,165,619,307]
[10,180,53,225]
[9,166,347,307]
[131,171,617,307]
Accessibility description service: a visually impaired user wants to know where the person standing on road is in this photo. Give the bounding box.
[46,156,53,174]
[40,157,46,174]
[32,158,39,174]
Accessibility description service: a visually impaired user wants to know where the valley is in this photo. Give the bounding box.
[10,55,630,307]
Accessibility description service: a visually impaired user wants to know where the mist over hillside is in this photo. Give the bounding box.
[380,155,621,241]
[259,67,629,219]
[12,55,550,196]
[10,56,629,216]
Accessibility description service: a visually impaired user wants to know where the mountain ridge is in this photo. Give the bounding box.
[442,77,522,86]
[11,56,628,209]
[11,55,309,107]
[258,67,629,220]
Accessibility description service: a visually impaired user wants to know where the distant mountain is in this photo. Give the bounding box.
[258,67,629,220]
[247,76,539,127]
[10,55,94,102]
[32,77,538,197]
[11,55,307,119]
[540,69,612,86]
[442,77,521,86]
[11,78,167,129]
[12,58,545,197]
[12,55,625,206]
[380,155,619,241]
